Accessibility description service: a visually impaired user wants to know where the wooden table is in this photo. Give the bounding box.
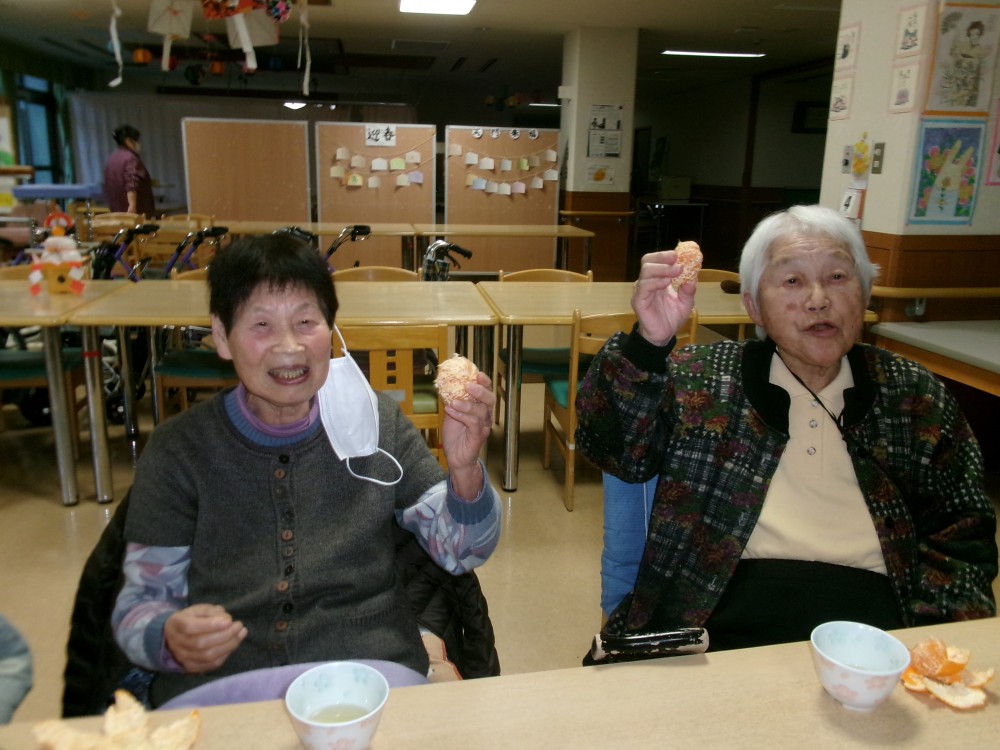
[67,280,497,485]
[0,279,126,505]
[413,223,596,274]
[2,618,994,748]
[476,281,635,490]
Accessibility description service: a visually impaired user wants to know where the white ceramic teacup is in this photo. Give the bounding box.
[285,661,390,750]
[810,620,911,712]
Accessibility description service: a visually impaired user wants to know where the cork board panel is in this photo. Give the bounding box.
[316,123,436,269]
[445,126,560,272]
[183,118,310,222]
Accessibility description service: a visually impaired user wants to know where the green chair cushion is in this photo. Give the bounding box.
[0,348,83,381]
[499,347,593,378]
[154,349,237,380]
[413,377,438,414]
[543,375,572,409]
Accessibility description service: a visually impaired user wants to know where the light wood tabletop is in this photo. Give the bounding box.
[0,279,126,506]
[412,223,595,272]
[1,618,993,748]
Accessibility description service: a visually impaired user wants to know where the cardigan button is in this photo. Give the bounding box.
[283,546,295,558]
[275,621,289,632]
[278,454,290,463]
[274,468,286,479]
[281,529,294,541]
[276,581,289,592]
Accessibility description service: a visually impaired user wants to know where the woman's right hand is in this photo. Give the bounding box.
[164,603,248,674]
[632,250,697,346]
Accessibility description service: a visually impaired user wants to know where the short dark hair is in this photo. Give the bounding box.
[208,234,338,333]
[113,125,140,146]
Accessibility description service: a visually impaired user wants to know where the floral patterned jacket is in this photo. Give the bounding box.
[576,331,997,635]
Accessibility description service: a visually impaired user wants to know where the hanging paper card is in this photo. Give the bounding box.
[511,181,527,194]
[448,143,462,156]
[530,176,544,189]
[148,0,195,71]
[465,173,477,187]
[395,173,410,187]
[329,165,345,179]
[335,146,351,160]
[543,169,559,181]
[500,159,513,172]
[479,156,495,171]
[518,158,530,171]
[498,182,512,196]
[544,149,557,162]
[350,154,367,168]
[201,0,259,19]
[346,173,364,187]
[408,171,425,185]
[389,157,406,171]
[370,157,388,171]
[365,124,397,147]
[471,178,488,190]
[368,176,381,189]
[485,181,499,193]
[225,7,278,70]
[464,152,480,166]
[529,155,541,167]
[405,150,421,164]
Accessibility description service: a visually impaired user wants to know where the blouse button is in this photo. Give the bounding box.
[809,419,818,428]
[281,530,294,541]
[276,581,289,592]
[806,446,817,456]
[274,468,286,479]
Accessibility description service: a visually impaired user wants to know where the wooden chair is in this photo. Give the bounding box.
[0,265,33,279]
[494,268,593,425]
[89,213,143,278]
[152,267,237,421]
[542,308,698,511]
[334,323,449,467]
[332,266,420,282]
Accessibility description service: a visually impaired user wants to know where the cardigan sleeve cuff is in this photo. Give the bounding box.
[620,323,676,374]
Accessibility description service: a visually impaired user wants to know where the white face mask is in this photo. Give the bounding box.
[317,327,402,486]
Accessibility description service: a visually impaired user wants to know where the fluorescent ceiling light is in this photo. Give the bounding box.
[662,49,765,58]
[400,0,476,14]
[529,102,560,107]
[283,101,307,110]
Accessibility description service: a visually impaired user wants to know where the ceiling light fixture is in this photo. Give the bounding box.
[528,102,560,107]
[283,101,307,110]
[400,0,476,15]
[662,49,766,58]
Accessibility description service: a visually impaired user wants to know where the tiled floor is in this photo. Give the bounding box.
[1,381,997,724]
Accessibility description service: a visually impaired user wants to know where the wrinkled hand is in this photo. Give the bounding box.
[632,250,697,345]
[164,604,247,674]
[932,140,974,192]
[441,371,494,499]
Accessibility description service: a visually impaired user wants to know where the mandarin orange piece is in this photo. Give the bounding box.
[901,667,928,693]
[909,637,949,677]
[921,678,988,710]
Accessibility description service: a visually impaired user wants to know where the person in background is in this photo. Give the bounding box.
[112,234,501,706]
[577,204,997,651]
[0,615,32,724]
[102,124,156,217]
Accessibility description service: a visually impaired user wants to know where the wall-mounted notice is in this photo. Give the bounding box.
[365,124,398,147]
[587,103,623,158]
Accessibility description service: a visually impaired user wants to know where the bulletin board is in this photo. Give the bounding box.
[183,118,310,222]
[444,125,560,272]
[316,123,436,268]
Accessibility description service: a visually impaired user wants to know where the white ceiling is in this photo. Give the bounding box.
[0,0,842,105]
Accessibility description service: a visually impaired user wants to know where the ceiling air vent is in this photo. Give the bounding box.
[391,39,450,55]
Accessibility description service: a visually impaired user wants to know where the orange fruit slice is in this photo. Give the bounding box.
[901,667,928,693]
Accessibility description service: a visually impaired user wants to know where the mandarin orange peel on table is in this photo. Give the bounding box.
[901,636,995,710]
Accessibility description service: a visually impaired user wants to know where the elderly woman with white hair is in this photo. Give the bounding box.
[578,204,997,652]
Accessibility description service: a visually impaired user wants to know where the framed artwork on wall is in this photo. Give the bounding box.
[908,117,985,225]
[889,60,922,113]
[829,76,854,120]
[834,23,862,70]
[895,4,928,57]
[925,2,1000,116]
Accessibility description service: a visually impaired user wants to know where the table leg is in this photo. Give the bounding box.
[501,325,523,491]
[402,236,416,272]
[83,327,113,503]
[472,325,493,381]
[454,325,468,358]
[117,327,140,441]
[556,237,567,270]
[413,236,429,274]
[42,328,79,506]
[149,326,163,425]
[583,236,593,272]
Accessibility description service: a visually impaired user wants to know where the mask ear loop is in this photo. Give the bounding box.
[330,324,404,487]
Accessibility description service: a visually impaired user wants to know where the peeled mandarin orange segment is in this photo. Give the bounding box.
[909,637,949,677]
[937,645,972,677]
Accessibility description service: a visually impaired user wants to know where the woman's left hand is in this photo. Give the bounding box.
[441,371,494,497]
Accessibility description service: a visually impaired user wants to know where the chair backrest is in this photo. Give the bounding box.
[332,266,420,282]
[171,267,209,280]
[334,324,448,410]
[160,213,214,230]
[698,268,739,284]
[499,268,593,282]
[0,264,33,280]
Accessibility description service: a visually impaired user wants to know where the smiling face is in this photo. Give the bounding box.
[212,282,332,425]
[743,233,867,392]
